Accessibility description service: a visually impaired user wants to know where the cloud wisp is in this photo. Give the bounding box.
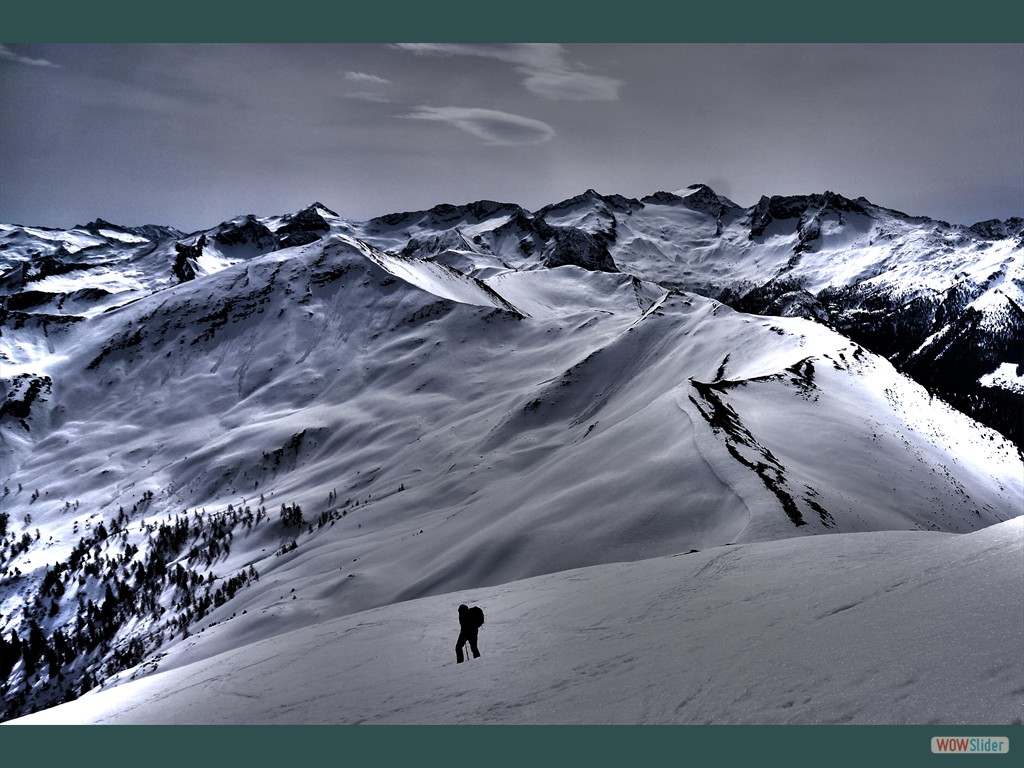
[400,106,556,146]
[0,44,59,68]
[342,69,396,102]
[344,71,391,86]
[393,44,622,102]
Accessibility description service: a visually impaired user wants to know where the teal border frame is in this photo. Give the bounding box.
[3,0,1024,42]
[3,2,1022,766]
[3,725,1021,767]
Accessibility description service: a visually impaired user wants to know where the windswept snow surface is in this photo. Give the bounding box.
[11,518,1022,725]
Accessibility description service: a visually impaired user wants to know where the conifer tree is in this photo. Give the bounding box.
[0,633,20,679]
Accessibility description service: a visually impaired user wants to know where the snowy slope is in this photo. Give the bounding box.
[1,189,1022,723]
[0,222,185,312]
[10,518,1022,725]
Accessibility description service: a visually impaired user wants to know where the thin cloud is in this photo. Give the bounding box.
[343,91,396,104]
[344,71,391,86]
[393,44,622,102]
[393,43,561,69]
[521,69,621,102]
[400,106,556,146]
[0,44,59,68]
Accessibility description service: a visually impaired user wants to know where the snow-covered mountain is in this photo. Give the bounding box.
[356,184,1024,446]
[1,186,1021,723]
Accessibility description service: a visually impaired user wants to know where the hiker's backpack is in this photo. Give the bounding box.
[469,605,484,629]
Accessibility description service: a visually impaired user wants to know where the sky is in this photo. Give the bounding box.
[1,43,1021,232]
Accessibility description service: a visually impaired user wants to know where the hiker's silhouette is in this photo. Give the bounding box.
[455,603,483,663]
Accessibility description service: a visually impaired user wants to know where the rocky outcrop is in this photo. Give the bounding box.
[275,204,333,248]
[173,235,204,282]
[213,215,277,251]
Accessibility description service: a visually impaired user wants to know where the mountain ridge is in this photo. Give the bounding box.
[1,185,1021,722]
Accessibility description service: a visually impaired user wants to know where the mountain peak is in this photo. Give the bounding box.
[539,190,644,218]
[640,184,739,217]
[681,183,740,212]
[79,217,126,233]
[76,218,184,241]
[301,202,339,217]
[681,182,716,194]
[748,191,875,238]
[212,214,277,251]
[640,190,684,206]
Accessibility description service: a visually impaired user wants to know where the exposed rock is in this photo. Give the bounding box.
[969,217,1024,240]
[173,235,205,282]
[769,290,831,323]
[749,192,869,239]
[542,227,618,272]
[641,190,685,206]
[214,215,278,251]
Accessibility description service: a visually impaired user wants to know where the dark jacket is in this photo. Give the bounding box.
[458,604,474,634]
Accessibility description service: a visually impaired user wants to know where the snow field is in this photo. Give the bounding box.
[11,518,1021,725]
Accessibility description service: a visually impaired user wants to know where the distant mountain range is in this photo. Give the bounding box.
[1,185,1021,722]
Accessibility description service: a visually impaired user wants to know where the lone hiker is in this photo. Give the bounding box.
[456,603,484,663]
